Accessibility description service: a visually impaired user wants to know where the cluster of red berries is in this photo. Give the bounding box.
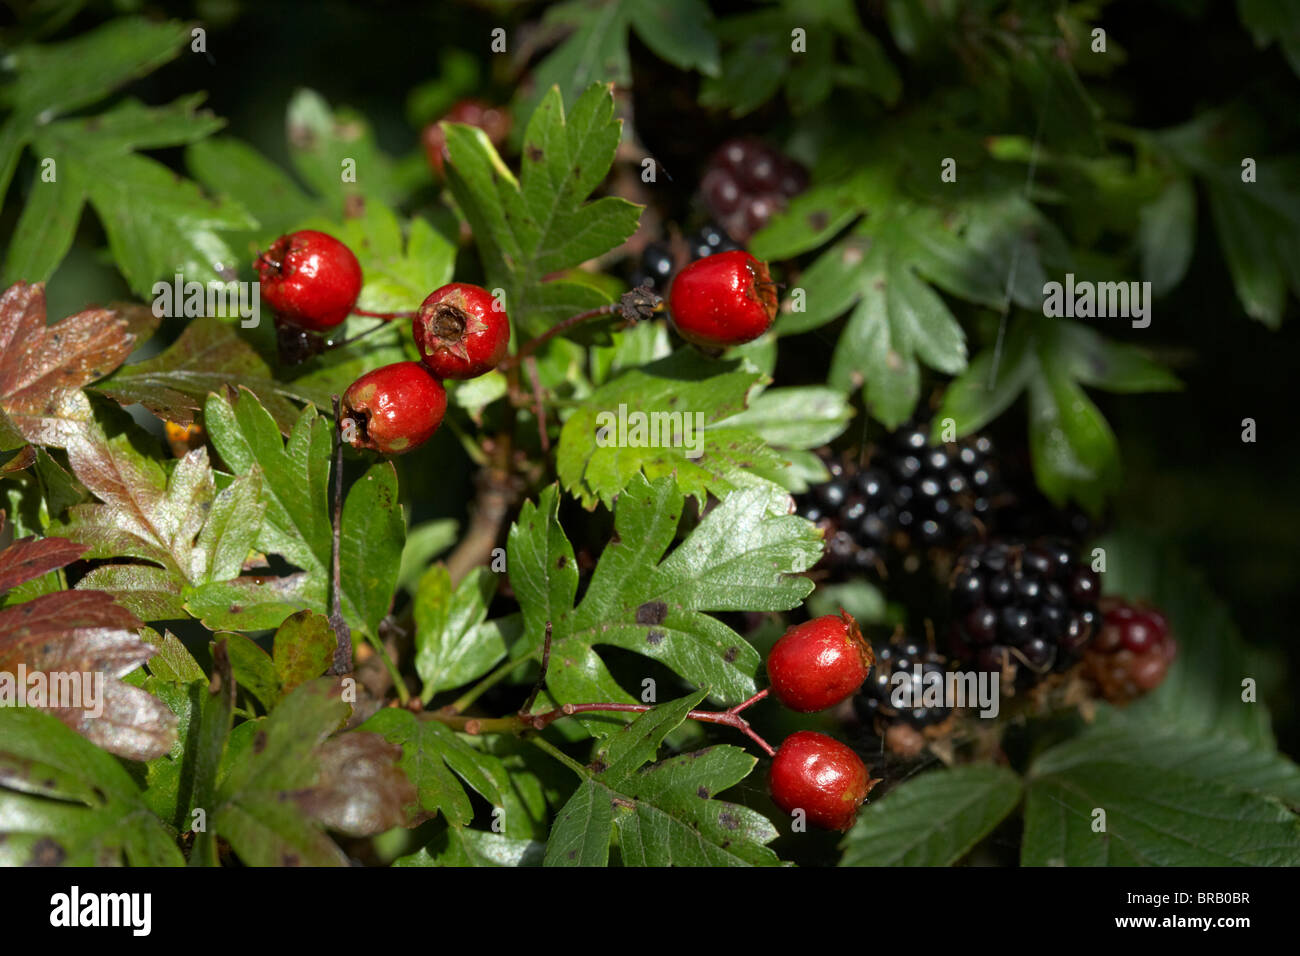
[255,230,509,456]
[701,138,809,242]
[763,611,880,831]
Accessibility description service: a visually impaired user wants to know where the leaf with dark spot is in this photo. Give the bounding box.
[0,282,135,447]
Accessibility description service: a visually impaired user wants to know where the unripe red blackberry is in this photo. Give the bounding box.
[422,98,511,176]
[700,138,808,242]
[1083,597,1177,703]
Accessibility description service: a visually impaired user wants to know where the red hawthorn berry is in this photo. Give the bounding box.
[256,230,363,331]
[422,98,512,177]
[667,250,778,348]
[766,610,873,713]
[769,731,877,831]
[413,282,510,379]
[341,362,447,455]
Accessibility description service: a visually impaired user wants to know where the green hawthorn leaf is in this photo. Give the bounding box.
[0,283,136,448]
[360,709,508,828]
[186,135,321,242]
[1097,531,1274,746]
[0,708,184,866]
[211,678,404,866]
[508,477,819,717]
[1238,0,1300,78]
[16,95,251,296]
[937,316,1178,512]
[1138,176,1196,296]
[338,462,404,637]
[1022,709,1300,866]
[396,825,546,867]
[1153,112,1300,326]
[839,766,1022,866]
[93,318,329,433]
[2,169,84,286]
[212,704,341,862]
[286,89,407,214]
[444,83,641,336]
[701,2,897,116]
[719,386,854,448]
[544,693,781,867]
[396,519,459,594]
[530,0,718,111]
[76,152,255,298]
[0,18,190,123]
[272,610,336,695]
[557,351,801,508]
[224,632,280,711]
[52,425,267,619]
[191,389,400,637]
[141,627,206,684]
[414,566,506,702]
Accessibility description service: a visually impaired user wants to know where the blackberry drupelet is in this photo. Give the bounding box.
[1083,597,1177,703]
[853,638,954,731]
[948,538,1101,691]
[793,423,1002,575]
[700,138,809,242]
[687,221,741,261]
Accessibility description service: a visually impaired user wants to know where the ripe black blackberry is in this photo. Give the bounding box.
[627,240,675,293]
[687,221,741,261]
[793,423,1002,575]
[853,638,953,731]
[948,538,1101,691]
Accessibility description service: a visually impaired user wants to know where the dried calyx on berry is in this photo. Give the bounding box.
[341,361,447,455]
[795,422,1003,577]
[1083,597,1177,703]
[413,282,510,380]
[948,537,1101,692]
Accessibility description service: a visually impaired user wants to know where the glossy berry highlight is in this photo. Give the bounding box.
[256,230,362,331]
[413,282,511,380]
[769,731,877,831]
[341,361,447,455]
[766,610,872,712]
[668,250,778,349]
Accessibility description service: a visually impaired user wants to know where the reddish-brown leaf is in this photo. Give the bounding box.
[292,732,416,836]
[0,534,87,593]
[0,589,177,760]
[0,282,136,447]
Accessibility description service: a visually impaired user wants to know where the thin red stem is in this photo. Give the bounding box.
[351,308,418,320]
[497,303,619,372]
